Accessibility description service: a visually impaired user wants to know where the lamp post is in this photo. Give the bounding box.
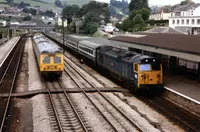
[61,17,67,53]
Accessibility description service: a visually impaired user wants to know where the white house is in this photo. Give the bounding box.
[0,20,6,27]
[169,3,200,34]
[150,7,171,20]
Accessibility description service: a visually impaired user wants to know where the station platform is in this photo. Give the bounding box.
[164,74,200,102]
[0,38,8,45]
[0,37,20,66]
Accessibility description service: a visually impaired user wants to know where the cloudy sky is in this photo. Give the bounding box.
[96,0,199,6]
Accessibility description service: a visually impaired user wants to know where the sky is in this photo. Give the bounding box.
[96,0,200,6]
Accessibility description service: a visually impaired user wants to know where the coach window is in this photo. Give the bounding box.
[43,56,50,64]
[54,56,61,63]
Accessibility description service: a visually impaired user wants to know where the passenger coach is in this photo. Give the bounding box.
[33,34,64,78]
[78,40,103,62]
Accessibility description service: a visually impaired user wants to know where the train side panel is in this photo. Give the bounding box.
[97,53,133,80]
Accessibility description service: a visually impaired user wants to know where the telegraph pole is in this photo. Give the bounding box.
[61,17,67,53]
[62,18,65,53]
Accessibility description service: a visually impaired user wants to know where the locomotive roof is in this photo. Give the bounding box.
[79,40,104,49]
[99,45,157,64]
[33,35,62,54]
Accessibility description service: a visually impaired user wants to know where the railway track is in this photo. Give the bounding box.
[44,81,91,131]
[63,55,144,132]
[138,96,200,132]
[0,36,25,131]
[64,53,200,132]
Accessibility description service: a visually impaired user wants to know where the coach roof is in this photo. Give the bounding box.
[33,35,62,54]
[79,40,104,49]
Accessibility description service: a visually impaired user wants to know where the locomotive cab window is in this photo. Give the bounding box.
[43,56,50,64]
[140,64,151,71]
[54,56,61,63]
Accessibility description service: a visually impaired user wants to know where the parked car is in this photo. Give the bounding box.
[98,25,105,31]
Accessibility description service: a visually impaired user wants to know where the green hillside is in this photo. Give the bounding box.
[14,0,56,10]
[13,0,92,10]
[62,0,92,6]
[0,0,6,2]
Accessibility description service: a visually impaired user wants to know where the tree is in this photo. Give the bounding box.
[45,10,55,17]
[83,12,100,34]
[84,12,101,24]
[180,0,193,5]
[18,2,30,8]
[23,16,31,21]
[80,1,110,24]
[110,0,129,15]
[139,8,150,22]
[122,18,131,31]
[29,8,37,16]
[62,4,80,24]
[115,22,122,30]
[22,8,37,16]
[132,14,145,31]
[129,8,150,22]
[55,0,64,8]
[85,22,98,34]
[129,0,149,12]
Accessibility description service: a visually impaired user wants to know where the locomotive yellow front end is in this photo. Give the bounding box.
[134,63,163,89]
[40,53,64,76]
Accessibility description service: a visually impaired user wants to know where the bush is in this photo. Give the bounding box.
[127,28,133,32]
[85,22,98,34]
[23,16,31,21]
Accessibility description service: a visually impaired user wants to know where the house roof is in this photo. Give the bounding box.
[151,6,171,14]
[145,27,185,34]
[171,3,200,12]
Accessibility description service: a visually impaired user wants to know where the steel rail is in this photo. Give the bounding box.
[57,82,89,132]
[147,97,200,132]
[64,57,143,132]
[0,37,25,131]
[44,82,64,132]
[63,64,119,132]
